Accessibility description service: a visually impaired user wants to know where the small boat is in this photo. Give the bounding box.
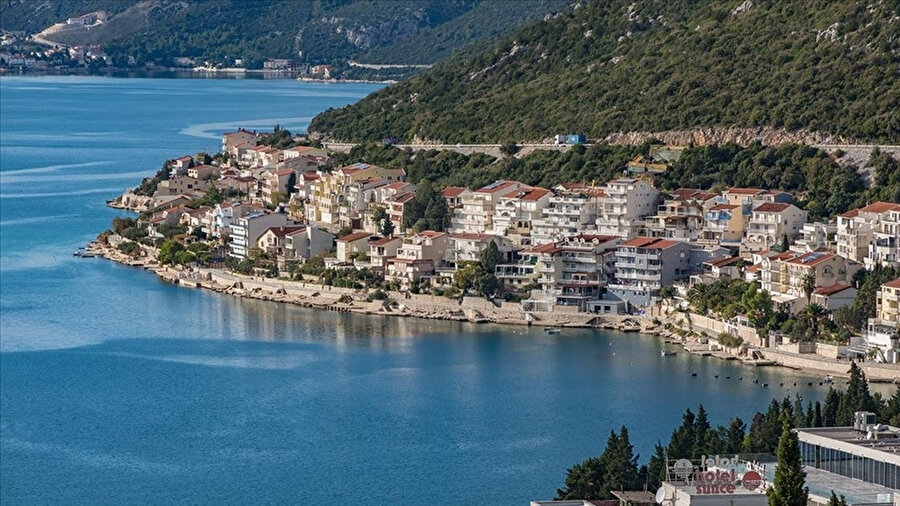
[661,350,677,356]
[823,375,834,383]
[545,328,561,334]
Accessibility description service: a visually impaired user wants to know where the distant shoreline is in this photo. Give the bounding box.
[0,67,393,83]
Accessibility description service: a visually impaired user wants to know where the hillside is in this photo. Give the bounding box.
[1,0,565,70]
[309,0,900,143]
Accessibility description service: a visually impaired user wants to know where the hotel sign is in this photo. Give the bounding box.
[672,455,765,495]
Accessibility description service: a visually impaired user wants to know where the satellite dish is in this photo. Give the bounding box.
[655,486,673,505]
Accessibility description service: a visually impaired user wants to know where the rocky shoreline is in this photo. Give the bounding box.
[87,237,900,384]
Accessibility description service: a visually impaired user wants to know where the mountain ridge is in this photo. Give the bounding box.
[309,0,900,143]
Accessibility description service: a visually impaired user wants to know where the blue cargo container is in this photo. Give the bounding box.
[567,133,586,144]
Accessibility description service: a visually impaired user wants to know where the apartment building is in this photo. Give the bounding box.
[229,211,293,258]
[386,231,450,284]
[866,278,900,358]
[609,236,693,307]
[491,186,551,247]
[531,184,603,245]
[836,202,900,268]
[743,202,808,254]
[450,180,526,234]
[595,178,660,239]
[759,251,861,313]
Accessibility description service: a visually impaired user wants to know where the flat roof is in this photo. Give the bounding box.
[796,427,900,466]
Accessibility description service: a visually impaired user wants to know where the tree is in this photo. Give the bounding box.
[371,206,394,237]
[667,409,696,459]
[780,234,790,253]
[645,443,667,492]
[801,273,817,304]
[767,418,808,506]
[556,457,604,500]
[827,491,848,506]
[480,240,503,273]
[600,427,640,493]
[157,238,184,265]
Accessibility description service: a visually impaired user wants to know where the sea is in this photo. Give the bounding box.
[0,76,842,504]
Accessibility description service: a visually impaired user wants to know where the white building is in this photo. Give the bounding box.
[595,178,660,239]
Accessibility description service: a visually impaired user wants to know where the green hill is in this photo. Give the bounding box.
[1,0,564,71]
[309,0,900,143]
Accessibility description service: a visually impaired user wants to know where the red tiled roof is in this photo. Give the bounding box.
[416,231,446,239]
[754,202,791,213]
[620,237,684,249]
[526,242,562,254]
[710,204,739,211]
[858,202,900,213]
[706,256,743,267]
[502,187,550,201]
[383,181,410,190]
[727,187,765,195]
[449,233,492,241]
[336,231,372,243]
[813,283,853,296]
[745,264,761,273]
[274,169,294,176]
[839,209,860,219]
[390,192,416,204]
[441,186,468,197]
[370,236,401,246]
[883,278,900,289]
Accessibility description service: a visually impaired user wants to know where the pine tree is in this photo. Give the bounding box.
[793,394,806,429]
[556,457,604,500]
[767,417,808,506]
[725,418,746,454]
[601,427,640,493]
[645,443,667,491]
[693,405,711,459]
[827,491,848,506]
[667,409,696,459]
[814,401,823,428]
[823,388,840,427]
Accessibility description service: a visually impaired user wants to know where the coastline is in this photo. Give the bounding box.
[86,236,900,384]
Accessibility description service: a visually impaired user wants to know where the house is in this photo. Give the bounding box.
[257,225,309,257]
[155,176,209,197]
[446,233,515,270]
[720,187,792,208]
[691,255,744,285]
[242,145,283,168]
[641,189,717,241]
[794,222,835,253]
[520,234,620,310]
[305,164,405,231]
[169,155,194,177]
[386,190,417,234]
[759,251,861,313]
[365,236,403,271]
[187,164,221,180]
[441,186,469,211]
[222,129,261,158]
[263,59,292,70]
[531,183,604,244]
[700,203,747,249]
[292,171,321,200]
[450,180,526,234]
[491,186,551,246]
[386,231,450,284]
[285,226,334,261]
[228,211,293,258]
[216,175,257,195]
[836,202,900,268]
[335,232,373,263]
[609,237,694,307]
[743,202,808,254]
[865,278,900,361]
[811,284,857,312]
[595,178,660,239]
[261,168,294,203]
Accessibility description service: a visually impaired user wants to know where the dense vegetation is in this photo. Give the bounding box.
[332,141,899,221]
[1,0,563,72]
[556,364,899,499]
[311,0,900,142]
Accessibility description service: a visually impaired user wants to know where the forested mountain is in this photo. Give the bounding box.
[309,0,900,143]
[0,0,565,70]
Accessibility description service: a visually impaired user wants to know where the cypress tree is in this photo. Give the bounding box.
[693,405,711,459]
[767,418,808,506]
[645,443,667,491]
[667,409,696,459]
[823,388,840,427]
[827,491,848,506]
[813,401,823,428]
[725,418,746,454]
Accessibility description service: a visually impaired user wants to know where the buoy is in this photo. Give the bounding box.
[779,383,784,387]
[714,375,719,378]
[691,373,697,377]
[725,376,731,379]
[763,383,768,387]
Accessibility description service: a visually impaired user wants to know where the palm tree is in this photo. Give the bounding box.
[801,303,828,341]
[801,272,816,303]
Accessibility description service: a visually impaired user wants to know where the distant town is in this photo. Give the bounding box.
[94,128,900,382]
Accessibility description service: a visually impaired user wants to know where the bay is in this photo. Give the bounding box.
[0,76,836,505]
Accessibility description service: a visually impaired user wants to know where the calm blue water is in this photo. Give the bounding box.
[0,76,837,504]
